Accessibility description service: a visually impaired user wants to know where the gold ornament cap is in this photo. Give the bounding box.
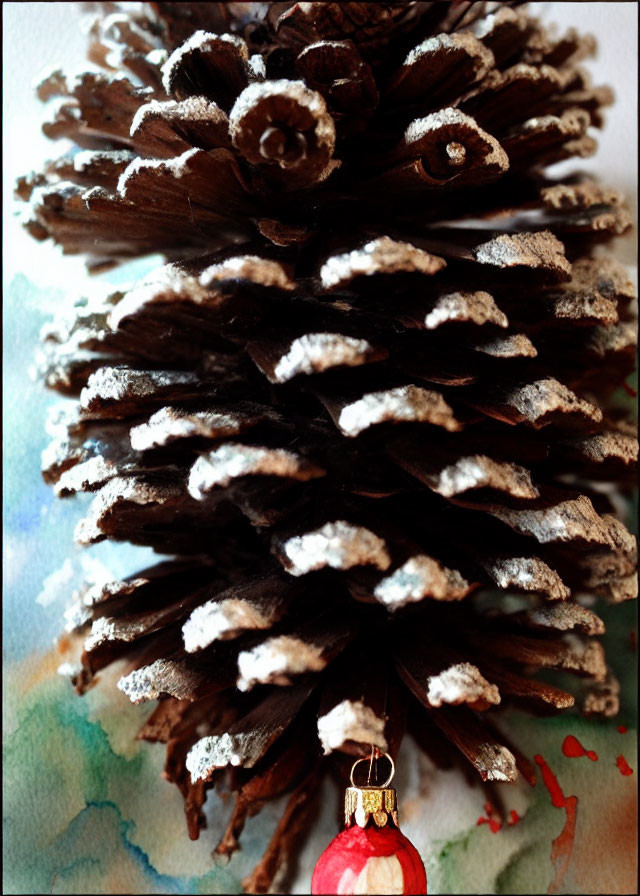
[344,751,399,829]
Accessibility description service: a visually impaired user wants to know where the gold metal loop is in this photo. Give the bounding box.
[350,750,395,788]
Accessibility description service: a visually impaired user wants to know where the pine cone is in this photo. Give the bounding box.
[20,2,637,891]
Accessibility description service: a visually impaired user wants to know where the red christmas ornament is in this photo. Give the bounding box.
[312,751,427,895]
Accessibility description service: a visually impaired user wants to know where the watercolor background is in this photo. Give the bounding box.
[3,3,637,894]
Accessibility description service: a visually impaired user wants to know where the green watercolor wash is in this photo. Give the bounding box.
[3,672,242,895]
[429,828,473,887]
[428,822,534,895]
[495,840,550,895]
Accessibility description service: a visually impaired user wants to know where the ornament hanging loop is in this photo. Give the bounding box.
[346,749,398,828]
[350,748,395,789]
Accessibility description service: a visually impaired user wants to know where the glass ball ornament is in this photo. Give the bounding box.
[311,752,427,895]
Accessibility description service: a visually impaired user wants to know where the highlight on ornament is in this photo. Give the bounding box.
[17,1,637,893]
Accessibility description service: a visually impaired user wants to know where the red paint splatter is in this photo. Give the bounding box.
[618,725,627,734]
[476,804,521,833]
[476,802,523,834]
[476,815,501,833]
[562,734,598,761]
[534,754,578,893]
[535,754,566,808]
[477,803,502,833]
[616,755,633,776]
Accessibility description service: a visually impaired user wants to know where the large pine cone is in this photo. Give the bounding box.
[19,2,637,892]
